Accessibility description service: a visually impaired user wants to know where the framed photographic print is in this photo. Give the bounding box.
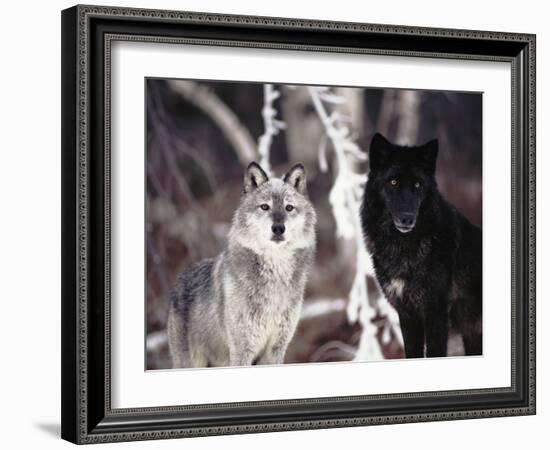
[61,4,536,444]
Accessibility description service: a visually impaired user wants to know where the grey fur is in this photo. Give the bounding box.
[168,162,317,368]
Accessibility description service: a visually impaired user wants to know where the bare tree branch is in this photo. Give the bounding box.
[395,90,421,145]
[376,90,395,137]
[167,80,257,165]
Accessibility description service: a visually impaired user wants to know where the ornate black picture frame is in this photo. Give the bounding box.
[61,4,536,444]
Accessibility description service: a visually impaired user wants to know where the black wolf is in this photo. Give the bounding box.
[360,133,482,358]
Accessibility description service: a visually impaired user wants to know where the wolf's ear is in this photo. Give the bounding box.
[244,162,269,193]
[420,139,438,174]
[369,133,392,171]
[283,163,307,196]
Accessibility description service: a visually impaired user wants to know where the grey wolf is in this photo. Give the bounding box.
[167,162,317,368]
[360,133,482,358]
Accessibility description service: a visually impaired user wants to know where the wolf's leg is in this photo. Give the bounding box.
[223,305,258,366]
[167,307,191,368]
[228,345,257,367]
[453,296,482,356]
[256,340,288,365]
[167,305,211,368]
[397,308,425,358]
[257,305,301,365]
[227,331,257,367]
[424,301,448,357]
[462,333,482,356]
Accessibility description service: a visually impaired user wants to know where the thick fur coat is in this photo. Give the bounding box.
[360,133,482,358]
[168,162,317,368]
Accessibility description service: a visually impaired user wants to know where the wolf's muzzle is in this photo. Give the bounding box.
[271,223,286,241]
[271,223,286,236]
[394,213,416,233]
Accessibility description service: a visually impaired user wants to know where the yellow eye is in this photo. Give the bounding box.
[390,179,398,186]
[414,181,421,189]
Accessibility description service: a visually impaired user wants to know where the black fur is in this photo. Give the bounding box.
[360,133,482,358]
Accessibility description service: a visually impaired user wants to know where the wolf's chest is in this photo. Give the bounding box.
[369,235,433,302]
[247,254,299,324]
[257,253,296,284]
[225,250,301,312]
[253,256,299,319]
[371,234,432,270]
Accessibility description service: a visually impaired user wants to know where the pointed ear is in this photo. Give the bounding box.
[369,133,392,172]
[283,163,307,195]
[243,162,269,193]
[420,139,438,174]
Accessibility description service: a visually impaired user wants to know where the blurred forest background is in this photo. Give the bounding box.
[145,78,482,370]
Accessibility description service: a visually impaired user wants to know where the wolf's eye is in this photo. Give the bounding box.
[286,205,294,212]
[260,204,270,211]
[414,181,421,189]
[390,179,398,187]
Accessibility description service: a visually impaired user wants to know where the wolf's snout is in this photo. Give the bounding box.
[394,213,416,233]
[398,213,415,227]
[271,223,286,236]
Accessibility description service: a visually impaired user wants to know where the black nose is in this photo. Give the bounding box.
[272,223,286,236]
[398,213,415,227]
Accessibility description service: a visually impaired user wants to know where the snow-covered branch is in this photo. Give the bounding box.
[257,84,286,174]
[308,86,383,360]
